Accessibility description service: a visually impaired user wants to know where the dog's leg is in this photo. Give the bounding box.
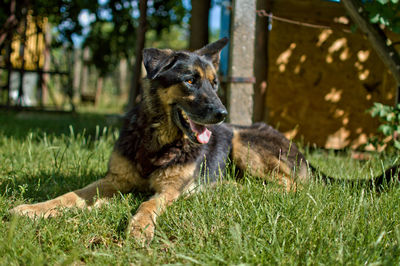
[230,126,308,191]
[128,163,196,243]
[10,151,142,218]
[128,189,181,243]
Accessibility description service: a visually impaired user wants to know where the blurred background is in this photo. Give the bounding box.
[0,0,399,150]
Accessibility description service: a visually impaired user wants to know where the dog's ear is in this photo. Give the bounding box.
[143,48,175,79]
[195,37,229,70]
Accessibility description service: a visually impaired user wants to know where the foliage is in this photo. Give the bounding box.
[364,0,400,33]
[362,1,400,149]
[369,102,400,149]
[1,111,400,264]
[146,25,188,50]
[0,0,187,76]
[83,0,187,76]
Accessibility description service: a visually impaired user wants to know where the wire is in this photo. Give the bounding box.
[256,9,352,33]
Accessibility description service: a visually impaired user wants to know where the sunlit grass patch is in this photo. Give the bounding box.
[1,111,400,264]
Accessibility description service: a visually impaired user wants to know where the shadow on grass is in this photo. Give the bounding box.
[0,111,122,140]
[2,170,105,203]
[3,169,151,211]
[1,170,145,239]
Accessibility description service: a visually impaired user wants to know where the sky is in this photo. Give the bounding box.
[181,0,222,31]
[210,3,222,31]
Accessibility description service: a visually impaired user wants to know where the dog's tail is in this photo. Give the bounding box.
[309,163,400,190]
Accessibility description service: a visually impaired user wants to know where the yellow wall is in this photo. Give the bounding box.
[266,0,397,149]
[10,14,47,70]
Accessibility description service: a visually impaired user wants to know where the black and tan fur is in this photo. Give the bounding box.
[10,38,400,243]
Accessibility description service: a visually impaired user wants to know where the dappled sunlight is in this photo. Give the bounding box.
[326,54,333,63]
[294,54,307,74]
[357,50,370,62]
[334,109,345,118]
[333,16,350,25]
[325,127,350,149]
[358,69,370,81]
[324,87,342,103]
[328,38,347,54]
[354,50,371,81]
[354,61,363,71]
[276,43,296,72]
[339,47,350,61]
[326,37,349,62]
[317,29,333,47]
[283,127,299,140]
[265,1,398,150]
[351,133,368,149]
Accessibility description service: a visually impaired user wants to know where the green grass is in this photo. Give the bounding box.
[1,110,400,265]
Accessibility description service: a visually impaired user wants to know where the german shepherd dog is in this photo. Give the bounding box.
[10,38,400,243]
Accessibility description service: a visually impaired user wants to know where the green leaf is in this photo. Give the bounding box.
[394,140,400,150]
[391,0,399,3]
[377,0,389,4]
[386,112,395,122]
[370,13,380,24]
[379,108,388,117]
[379,124,393,136]
[380,16,390,26]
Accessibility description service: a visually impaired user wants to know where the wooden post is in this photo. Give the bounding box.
[227,0,256,125]
[253,0,272,122]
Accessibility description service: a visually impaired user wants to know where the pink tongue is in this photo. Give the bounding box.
[196,127,212,144]
[188,119,212,144]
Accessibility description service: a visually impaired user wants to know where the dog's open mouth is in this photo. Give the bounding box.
[174,107,212,144]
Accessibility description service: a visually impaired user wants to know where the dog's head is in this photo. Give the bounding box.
[143,38,229,145]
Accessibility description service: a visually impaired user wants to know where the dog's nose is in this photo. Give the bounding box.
[215,108,228,121]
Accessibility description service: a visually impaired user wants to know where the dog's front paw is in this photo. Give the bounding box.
[10,203,59,219]
[127,215,155,245]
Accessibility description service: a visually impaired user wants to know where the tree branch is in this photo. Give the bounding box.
[342,0,400,103]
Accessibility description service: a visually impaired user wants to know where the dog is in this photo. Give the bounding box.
[10,37,400,243]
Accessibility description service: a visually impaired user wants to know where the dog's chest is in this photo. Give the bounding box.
[134,139,203,179]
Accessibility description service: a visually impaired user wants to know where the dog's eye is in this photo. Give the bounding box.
[186,78,194,84]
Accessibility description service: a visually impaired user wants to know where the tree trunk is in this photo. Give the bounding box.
[0,0,18,51]
[342,0,400,104]
[189,0,211,50]
[5,37,12,106]
[118,57,128,96]
[80,46,90,97]
[95,76,103,106]
[127,0,147,109]
[17,15,27,106]
[72,48,82,103]
[253,0,273,122]
[40,20,51,106]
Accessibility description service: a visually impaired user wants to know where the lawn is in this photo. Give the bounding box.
[1,110,400,265]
